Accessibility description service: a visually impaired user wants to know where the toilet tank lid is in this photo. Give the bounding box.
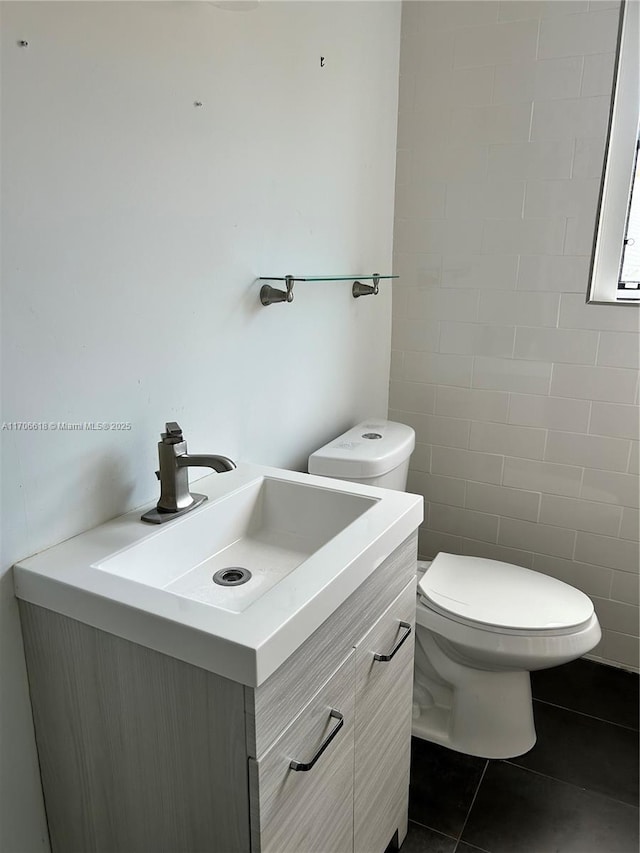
[308,419,415,479]
[418,553,595,632]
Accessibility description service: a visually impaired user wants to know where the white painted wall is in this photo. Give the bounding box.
[0,3,401,849]
[392,0,639,672]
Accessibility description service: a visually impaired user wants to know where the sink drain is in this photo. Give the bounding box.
[213,567,252,587]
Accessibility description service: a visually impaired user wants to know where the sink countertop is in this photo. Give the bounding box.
[13,463,423,687]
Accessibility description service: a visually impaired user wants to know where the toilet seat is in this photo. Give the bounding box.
[418,553,594,636]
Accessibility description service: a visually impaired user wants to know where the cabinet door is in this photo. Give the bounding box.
[354,580,416,853]
[249,651,355,853]
[247,533,417,757]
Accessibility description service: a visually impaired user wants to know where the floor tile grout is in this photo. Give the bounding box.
[406,817,458,843]
[453,759,490,850]
[405,818,493,853]
[502,758,640,810]
[532,697,640,733]
[453,841,491,853]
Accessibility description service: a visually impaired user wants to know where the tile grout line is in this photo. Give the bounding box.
[531,696,640,733]
[453,837,491,853]
[454,758,490,849]
[405,817,459,844]
[501,758,640,811]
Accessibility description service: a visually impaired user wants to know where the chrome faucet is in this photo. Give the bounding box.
[141,422,236,524]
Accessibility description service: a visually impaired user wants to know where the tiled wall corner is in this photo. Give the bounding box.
[392,0,639,671]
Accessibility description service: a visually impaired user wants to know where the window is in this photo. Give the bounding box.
[619,136,640,291]
[588,0,640,304]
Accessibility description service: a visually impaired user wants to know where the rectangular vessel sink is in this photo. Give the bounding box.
[14,464,423,686]
[96,477,377,613]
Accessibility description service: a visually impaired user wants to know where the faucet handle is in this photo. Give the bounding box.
[162,421,184,443]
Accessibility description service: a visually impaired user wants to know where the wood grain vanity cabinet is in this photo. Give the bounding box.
[19,533,417,853]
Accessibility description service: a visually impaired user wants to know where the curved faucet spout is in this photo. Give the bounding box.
[177,454,236,473]
[141,422,237,524]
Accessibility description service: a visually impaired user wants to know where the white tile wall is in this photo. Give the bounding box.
[581,52,616,97]
[514,327,598,363]
[408,471,467,508]
[431,445,504,484]
[620,507,640,542]
[473,355,552,394]
[498,2,590,23]
[530,95,611,140]
[439,321,515,357]
[493,57,583,103]
[446,179,525,220]
[572,136,607,178]
[430,503,500,543]
[544,431,631,472]
[537,7,620,58]
[574,532,639,573]
[451,103,533,144]
[559,293,640,332]
[589,403,640,440]
[503,456,583,496]
[481,216,567,254]
[463,538,535,568]
[550,364,638,403]
[508,393,591,431]
[389,380,436,414]
[488,139,575,180]
[538,494,622,536]
[563,213,599,255]
[442,253,519,289]
[516,255,591,292]
[393,0,639,670]
[436,386,510,422]
[581,468,640,508]
[597,332,640,369]
[499,517,576,558]
[532,553,612,598]
[466,480,540,521]
[478,291,561,326]
[454,18,539,68]
[611,569,640,604]
[470,420,547,459]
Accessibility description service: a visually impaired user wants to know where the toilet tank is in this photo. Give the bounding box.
[308,419,415,491]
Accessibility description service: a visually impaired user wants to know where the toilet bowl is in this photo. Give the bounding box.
[413,554,600,757]
[309,419,602,759]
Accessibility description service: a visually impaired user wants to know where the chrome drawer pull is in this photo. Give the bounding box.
[374,621,412,662]
[289,710,344,772]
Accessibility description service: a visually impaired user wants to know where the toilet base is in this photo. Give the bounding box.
[411,666,537,759]
[412,626,537,758]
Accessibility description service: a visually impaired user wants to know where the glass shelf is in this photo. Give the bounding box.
[258,275,398,282]
[258,273,397,305]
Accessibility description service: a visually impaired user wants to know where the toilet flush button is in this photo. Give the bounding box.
[362,432,382,439]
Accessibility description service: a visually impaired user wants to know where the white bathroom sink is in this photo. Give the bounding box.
[13,464,423,686]
[96,476,377,613]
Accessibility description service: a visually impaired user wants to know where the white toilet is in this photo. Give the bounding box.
[309,419,602,759]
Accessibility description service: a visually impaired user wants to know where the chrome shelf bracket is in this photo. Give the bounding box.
[352,273,380,298]
[260,275,295,306]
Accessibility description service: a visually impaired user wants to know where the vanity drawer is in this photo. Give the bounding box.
[354,580,416,853]
[246,532,417,756]
[249,651,355,853]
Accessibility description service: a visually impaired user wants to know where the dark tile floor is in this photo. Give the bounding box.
[393,659,639,853]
